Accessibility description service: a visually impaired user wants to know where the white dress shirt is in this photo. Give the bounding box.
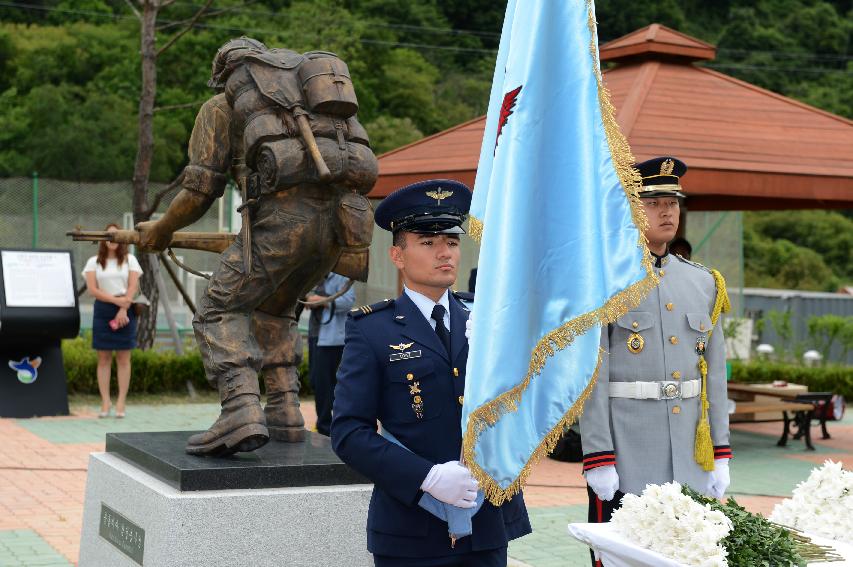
[403,286,451,331]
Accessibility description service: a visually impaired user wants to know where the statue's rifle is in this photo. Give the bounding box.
[68,229,235,253]
[67,228,236,280]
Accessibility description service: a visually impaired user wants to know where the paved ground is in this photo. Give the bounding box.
[0,398,850,566]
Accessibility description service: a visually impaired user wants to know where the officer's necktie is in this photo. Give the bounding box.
[431,304,451,358]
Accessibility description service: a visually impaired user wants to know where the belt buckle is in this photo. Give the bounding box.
[660,381,681,400]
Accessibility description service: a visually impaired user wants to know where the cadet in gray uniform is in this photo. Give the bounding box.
[579,157,732,545]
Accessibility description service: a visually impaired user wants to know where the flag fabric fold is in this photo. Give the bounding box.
[462,0,658,505]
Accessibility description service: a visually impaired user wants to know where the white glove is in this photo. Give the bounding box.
[464,312,473,340]
[708,459,730,499]
[421,460,479,508]
[585,465,619,501]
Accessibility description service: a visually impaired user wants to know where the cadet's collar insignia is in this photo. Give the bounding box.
[695,335,707,356]
[389,342,414,351]
[660,158,675,176]
[627,332,645,354]
[425,188,453,204]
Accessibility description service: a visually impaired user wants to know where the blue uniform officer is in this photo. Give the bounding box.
[331,179,531,566]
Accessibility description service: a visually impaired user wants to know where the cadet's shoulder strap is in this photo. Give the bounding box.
[349,298,394,319]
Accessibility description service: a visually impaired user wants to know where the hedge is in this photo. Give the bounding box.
[62,336,312,396]
[729,360,853,400]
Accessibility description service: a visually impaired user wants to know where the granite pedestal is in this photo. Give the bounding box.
[79,431,373,567]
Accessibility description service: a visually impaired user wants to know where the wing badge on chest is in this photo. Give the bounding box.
[388,342,422,362]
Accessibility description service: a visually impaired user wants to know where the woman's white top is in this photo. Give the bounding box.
[82,255,143,296]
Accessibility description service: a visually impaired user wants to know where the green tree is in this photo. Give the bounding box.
[364,116,423,154]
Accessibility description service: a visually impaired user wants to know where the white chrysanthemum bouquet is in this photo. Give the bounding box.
[611,482,732,567]
[770,460,853,542]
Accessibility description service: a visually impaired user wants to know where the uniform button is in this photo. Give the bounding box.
[669,336,678,345]
[666,303,674,311]
[659,270,665,276]
[406,373,414,381]
[672,371,681,380]
[700,323,706,331]
[632,321,639,329]
[672,406,681,414]
[458,396,464,405]
[413,395,422,403]
[453,368,459,377]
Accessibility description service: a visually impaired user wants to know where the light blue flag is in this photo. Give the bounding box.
[461,0,658,505]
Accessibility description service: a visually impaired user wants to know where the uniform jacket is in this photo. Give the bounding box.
[579,253,731,496]
[331,291,531,558]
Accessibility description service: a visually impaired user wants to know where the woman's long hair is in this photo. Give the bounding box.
[96,223,128,269]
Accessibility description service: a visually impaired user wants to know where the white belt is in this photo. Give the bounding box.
[609,379,701,400]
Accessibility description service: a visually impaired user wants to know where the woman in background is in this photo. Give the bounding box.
[82,223,143,418]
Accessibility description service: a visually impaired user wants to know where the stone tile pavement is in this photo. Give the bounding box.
[0,399,849,566]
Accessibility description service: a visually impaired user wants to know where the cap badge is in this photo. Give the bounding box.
[426,188,453,204]
[389,342,414,351]
[660,158,675,176]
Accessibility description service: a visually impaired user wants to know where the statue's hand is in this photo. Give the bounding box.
[135,220,173,252]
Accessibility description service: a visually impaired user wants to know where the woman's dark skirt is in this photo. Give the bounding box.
[92,299,137,351]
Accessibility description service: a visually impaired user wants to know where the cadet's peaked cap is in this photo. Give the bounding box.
[375,179,472,235]
[635,156,687,198]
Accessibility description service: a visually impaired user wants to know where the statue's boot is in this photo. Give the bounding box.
[264,366,307,442]
[186,374,269,456]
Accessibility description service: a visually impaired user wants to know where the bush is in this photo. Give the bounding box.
[730,360,853,399]
[62,336,209,394]
[62,336,314,396]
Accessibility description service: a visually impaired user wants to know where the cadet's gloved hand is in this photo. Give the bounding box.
[585,465,619,501]
[464,313,473,340]
[421,460,479,508]
[708,459,730,499]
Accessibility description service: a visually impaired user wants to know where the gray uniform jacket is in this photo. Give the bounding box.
[579,253,731,496]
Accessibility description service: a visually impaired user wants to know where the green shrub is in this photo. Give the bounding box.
[62,336,210,394]
[62,336,315,396]
[730,360,853,399]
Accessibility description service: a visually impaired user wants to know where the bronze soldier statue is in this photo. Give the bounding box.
[135,37,378,457]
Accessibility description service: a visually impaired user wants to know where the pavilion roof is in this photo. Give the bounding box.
[371,24,853,210]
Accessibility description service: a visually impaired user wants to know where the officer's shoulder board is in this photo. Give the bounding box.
[452,290,474,311]
[349,298,394,319]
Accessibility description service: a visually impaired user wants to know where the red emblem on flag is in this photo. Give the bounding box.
[495,85,522,152]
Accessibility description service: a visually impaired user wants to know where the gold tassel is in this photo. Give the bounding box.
[694,270,730,470]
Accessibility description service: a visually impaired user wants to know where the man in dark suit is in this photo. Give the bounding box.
[331,179,531,566]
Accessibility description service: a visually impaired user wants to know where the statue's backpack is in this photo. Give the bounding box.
[213,42,377,195]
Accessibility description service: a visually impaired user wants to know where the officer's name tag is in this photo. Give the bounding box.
[389,350,422,362]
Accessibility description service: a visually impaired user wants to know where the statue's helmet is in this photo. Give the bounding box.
[208,37,267,90]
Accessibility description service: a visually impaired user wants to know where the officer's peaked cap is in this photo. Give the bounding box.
[635,156,687,198]
[375,179,472,235]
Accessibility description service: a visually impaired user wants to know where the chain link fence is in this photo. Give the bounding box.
[1,177,746,347]
[0,175,237,336]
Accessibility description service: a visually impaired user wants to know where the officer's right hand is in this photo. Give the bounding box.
[585,465,619,501]
[420,460,479,508]
[135,220,173,252]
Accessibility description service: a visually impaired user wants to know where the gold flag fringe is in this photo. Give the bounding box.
[464,349,604,506]
[694,269,730,470]
[468,216,484,243]
[460,0,659,505]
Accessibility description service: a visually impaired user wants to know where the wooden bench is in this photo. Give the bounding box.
[730,400,817,449]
